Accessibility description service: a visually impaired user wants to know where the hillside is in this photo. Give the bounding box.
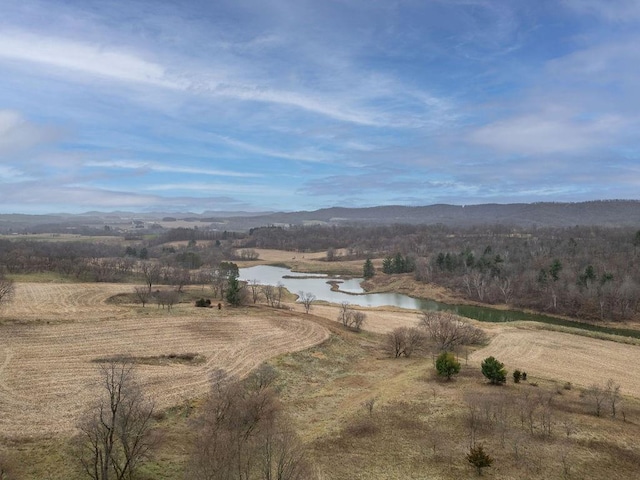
[1,200,639,233]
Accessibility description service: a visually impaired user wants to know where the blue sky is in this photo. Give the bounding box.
[1,0,639,214]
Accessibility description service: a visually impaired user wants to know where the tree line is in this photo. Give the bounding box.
[245,224,640,321]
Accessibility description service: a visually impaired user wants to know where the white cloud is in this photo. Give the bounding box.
[0,31,179,89]
[469,111,625,155]
[0,110,60,155]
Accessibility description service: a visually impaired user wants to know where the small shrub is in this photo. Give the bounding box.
[467,444,493,475]
[344,417,378,437]
[195,298,212,308]
[513,369,522,383]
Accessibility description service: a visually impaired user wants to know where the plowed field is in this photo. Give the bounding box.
[0,283,329,437]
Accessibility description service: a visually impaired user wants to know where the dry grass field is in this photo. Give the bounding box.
[0,283,329,438]
[2,248,640,478]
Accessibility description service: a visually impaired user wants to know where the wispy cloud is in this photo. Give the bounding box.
[85,160,262,178]
[0,1,639,213]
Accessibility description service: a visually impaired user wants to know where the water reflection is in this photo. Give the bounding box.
[239,265,640,338]
[239,265,422,308]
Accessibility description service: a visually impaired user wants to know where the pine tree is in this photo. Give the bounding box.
[435,351,461,380]
[363,258,375,279]
[225,274,243,306]
[467,444,493,475]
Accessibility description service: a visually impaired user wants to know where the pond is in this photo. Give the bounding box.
[239,265,640,339]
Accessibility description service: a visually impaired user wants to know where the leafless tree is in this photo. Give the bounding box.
[583,384,608,417]
[237,249,259,260]
[297,291,316,314]
[188,365,315,480]
[337,302,366,331]
[133,286,151,307]
[154,289,180,311]
[605,378,622,418]
[76,359,155,480]
[0,274,15,309]
[276,282,286,308]
[386,327,426,358]
[420,311,488,351]
[140,262,161,293]
[262,285,277,307]
[168,267,191,293]
[496,276,513,304]
[249,280,262,304]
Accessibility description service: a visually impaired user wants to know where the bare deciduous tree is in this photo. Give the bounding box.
[249,279,262,304]
[337,302,366,332]
[583,384,607,417]
[606,378,622,418]
[154,289,180,311]
[76,359,155,480]
[297,291,316,314]
[386,327,426,358]
[140,262,161,293]
[188,365,315,480]
[0,274,15,309]
[421,311,487,351]
[133,286,151,307]
[262,285,277,307]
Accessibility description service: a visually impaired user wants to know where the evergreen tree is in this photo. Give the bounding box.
[467,444,493,475]
[481,356,507,385]
[363,258,375,279]
[435,351,461,380]
[225,274,243,306]
[382,256,393,274]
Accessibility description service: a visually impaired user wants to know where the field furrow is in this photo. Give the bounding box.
[0,283,329,437]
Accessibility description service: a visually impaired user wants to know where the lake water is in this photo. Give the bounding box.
[239,265,640,339]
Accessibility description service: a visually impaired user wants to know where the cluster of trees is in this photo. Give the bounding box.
[242,223,640,321]
[381,253,415,274]
[188,366,316,480]
[76,361,316,480]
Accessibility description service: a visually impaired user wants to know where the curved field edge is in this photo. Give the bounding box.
[0,283,329,437]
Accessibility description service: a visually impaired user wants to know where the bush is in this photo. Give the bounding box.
[513,369,522,383]
[481,356,507,385]
[195,298,212,308]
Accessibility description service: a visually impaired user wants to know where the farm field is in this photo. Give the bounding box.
[4,281,639,436]
[0,282,329,437]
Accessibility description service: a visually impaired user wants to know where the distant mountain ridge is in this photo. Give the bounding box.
[216,200,640,229]
[1,201,639,232]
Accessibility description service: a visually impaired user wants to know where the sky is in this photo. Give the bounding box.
[1,0,639,214]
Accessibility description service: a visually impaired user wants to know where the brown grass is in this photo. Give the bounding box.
[469,324,640,398]
[270,317,640,480]
[0,283,329,437]
[4,250,640,479]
